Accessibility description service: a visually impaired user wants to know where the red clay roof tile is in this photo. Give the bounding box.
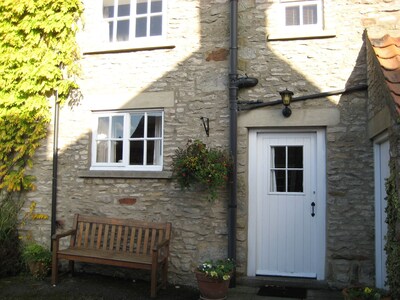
[370,34,400,115]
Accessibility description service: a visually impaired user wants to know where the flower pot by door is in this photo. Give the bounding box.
[195,271,230,300]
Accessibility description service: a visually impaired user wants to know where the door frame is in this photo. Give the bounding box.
[247,128,326,280]
[373,132,389,289]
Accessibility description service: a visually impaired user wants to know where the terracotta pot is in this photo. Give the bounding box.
[27,261,49,279]
[195,271,230,300]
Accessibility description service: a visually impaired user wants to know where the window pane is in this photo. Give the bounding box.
[96,141,108,163]
[271,170,286,192]
[147,114,162,138]
[97,117,109,138]
[130,113,145,138]
[111,116,124,138]
[137,0,147,14]
[147,140,155,165]
[288,146,303,168]
[117,20,130,41]
[286,6,300,26]
[135,17,147,37]
[151,0,162,13]
[108,22,114,42]
[111,141,123,163]
[288,170,303,192]
[130,141,144,165]
[272,146,286,168]
[118,3,130,17]
[303,4,317,24]
[150,15,162,36]
[103,5,114,18]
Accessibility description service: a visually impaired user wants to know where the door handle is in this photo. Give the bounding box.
[311,202,316,217]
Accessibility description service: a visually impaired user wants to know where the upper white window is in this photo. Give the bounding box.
[103,0,165,43]
[281,0,322,28]
[91,110,163,171]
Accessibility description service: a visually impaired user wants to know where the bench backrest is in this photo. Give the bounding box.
[70,214,171,256]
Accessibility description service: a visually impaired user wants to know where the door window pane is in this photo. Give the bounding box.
[288,170,303,192]
[288,146,303,168]
[273,146,286,168]
[271,170,286,192]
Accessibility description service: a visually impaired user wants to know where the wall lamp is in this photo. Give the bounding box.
[279,88,294,118]
[200,117,210,136]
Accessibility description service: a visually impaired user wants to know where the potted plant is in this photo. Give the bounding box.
[342,286,391,300]
[172,139,232,201]
[21,242,52,279]
[195,258,235,299]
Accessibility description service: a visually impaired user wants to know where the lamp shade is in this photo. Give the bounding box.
[279,88,294,106]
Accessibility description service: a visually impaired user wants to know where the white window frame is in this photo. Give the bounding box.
[103,0,166,44]
[280,0,323,30]
[91,110,164,171]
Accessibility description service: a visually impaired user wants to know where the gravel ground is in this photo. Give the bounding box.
[0,273,200,300]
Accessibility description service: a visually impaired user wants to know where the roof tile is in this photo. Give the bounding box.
[370,34,400,114]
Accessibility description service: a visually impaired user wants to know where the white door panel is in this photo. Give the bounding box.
[248,129,325,280]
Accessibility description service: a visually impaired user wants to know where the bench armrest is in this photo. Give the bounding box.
[52,229,76,241]
[153,239,170,251]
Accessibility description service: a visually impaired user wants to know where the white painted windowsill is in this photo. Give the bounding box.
[268,30,336,41]
[78,170,173,179]
[82,41,175,55]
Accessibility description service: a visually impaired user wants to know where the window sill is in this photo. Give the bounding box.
[268,30,336,41]
[82,41,176,55]
[78,170,173,179]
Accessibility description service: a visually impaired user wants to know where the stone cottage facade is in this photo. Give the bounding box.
[25,0,400,289]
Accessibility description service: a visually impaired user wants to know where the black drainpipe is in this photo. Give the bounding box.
[228,0,238,287]
[228,0,258,287]
[51,91,59,249]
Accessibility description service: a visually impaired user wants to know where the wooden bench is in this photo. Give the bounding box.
[51,214,172,298]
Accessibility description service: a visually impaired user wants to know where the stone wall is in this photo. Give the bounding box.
[23,0,400,288]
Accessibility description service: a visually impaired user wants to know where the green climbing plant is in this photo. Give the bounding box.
[0,0,83,276]
[0,0,83,191]
[385,162,400,298]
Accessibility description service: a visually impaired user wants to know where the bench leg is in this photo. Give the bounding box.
[161,260,168,289]
[69,261,75,276]
[150,265,157,298]
[51,256,58,286]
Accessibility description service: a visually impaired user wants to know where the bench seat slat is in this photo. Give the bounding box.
[58,248,152,265]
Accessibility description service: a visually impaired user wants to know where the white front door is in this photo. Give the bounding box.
[374,135,390,289]
[248,130,326,279]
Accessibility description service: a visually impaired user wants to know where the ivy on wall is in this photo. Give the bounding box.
[0,0,83,192]
[385,162,400,298]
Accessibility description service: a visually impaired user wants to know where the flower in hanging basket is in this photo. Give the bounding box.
[172,140,232,201]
